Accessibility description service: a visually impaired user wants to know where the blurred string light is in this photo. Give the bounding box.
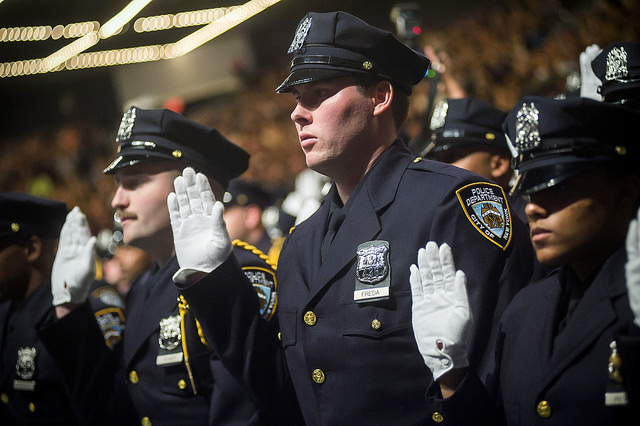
[0,0,281,78]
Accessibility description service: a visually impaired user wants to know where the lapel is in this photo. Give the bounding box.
[123,257,180,365]
[533,272,563,365]
[540,248,627,389]
[308,143,413,300]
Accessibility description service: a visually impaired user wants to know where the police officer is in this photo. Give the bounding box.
[412,96,640,425]
[39,108,277,425]
[0,193,124,425]
[168,11,534,425]
[223,179,281,265]
[423,97,527,223]
[592,41,640,108]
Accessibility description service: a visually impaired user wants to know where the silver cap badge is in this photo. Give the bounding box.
[430,99,449,131]
[605,46,628,82]
[514,102,541,152]
[116,107,137,143]
[287,16,312,54]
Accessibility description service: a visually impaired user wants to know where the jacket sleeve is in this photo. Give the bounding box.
[38,302,136,425]
[178,255,303,425]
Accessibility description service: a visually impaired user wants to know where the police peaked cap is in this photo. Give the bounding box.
[276,11,430,94]
[427,97,509,154]
[223,179,272,210]
[591,42,640,105]
[104,107,249,188]
[503,96,640,196]
[0,192,68,239]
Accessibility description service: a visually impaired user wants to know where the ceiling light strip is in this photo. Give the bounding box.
[0,0,282,78]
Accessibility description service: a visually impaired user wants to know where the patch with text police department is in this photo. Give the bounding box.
[243,266,277,321]
[456,183,512,250]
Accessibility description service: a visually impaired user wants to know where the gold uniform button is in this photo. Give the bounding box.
[371,319,381,330]
[413,157,423,163]
[303,311,317,326]
[1,393,8,404]
[312,369,325,384]
[277,332,282,341]
[129,370,139,384]
[536,400,551,418]
[432,412,444,423]
[178,379,187,390]
[28,402,36,412]
[141,416,152,426]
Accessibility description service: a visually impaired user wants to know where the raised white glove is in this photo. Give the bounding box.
[579,43,602,101]
[626,208,640,327]
[51,207,97,305]
[410,242,472,380]
[168,167,232,284]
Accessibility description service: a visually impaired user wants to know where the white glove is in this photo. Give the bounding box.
[51,207,97,305]
[410,242,472,380]
[579,43,602,101]
[168,167,232,284]
[626,208,640,327]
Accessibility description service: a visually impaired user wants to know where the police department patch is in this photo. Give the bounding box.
[243,266,277,321]
[456,183,512,250]
[95,307,125,348]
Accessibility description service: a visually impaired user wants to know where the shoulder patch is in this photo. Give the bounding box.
[243,265,277,321]
[94,307,125,348]
[233,240,278,321]
[456,182,512,250]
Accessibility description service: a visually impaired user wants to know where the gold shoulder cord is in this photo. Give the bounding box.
[232,239,278,270]
[178,295,212,395]
[176,241,276,395]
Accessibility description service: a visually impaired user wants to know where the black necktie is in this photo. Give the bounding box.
[321,208,346,262]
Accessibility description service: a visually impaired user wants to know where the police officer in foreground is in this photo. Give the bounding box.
[0,193,124,425]
[592,41,640,109]
[167,11,534,425]
[39,108,278,425]
[412,96,640,425]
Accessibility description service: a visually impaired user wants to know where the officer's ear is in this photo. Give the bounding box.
[372,80,393,116]
[24,235,42,263]
[490,154,512,180]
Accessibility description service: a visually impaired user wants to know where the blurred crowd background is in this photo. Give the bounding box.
[1,0,639,235]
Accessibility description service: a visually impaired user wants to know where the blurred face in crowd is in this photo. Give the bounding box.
[111,161,180,262]
[429,145,512,187]
[0,238,30,303]
[525,167,636,281]
[289,76,381,179]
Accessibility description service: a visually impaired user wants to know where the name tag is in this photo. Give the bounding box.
[605,391,628,406]
[354,287,390,301]
[156,352,184,366]
[13,380,35,392]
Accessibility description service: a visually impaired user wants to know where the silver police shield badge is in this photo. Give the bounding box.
[287,16,312,53]
[16,347,37,380]
[605,46,628,81]
[430,99,449,130]
[354,240,391,303]
[514,102,541,152]
[116,107,136,143]
[158,314,182,351]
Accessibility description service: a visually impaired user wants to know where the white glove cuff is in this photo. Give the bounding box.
[431,339,470,380]
[173,267,213,284]
[52,291,72,306]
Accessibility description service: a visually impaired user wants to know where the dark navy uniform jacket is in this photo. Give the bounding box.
[40,250,272,426]
[0,280,124,425]
[180,142,534,425]
[427,247,640,425]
